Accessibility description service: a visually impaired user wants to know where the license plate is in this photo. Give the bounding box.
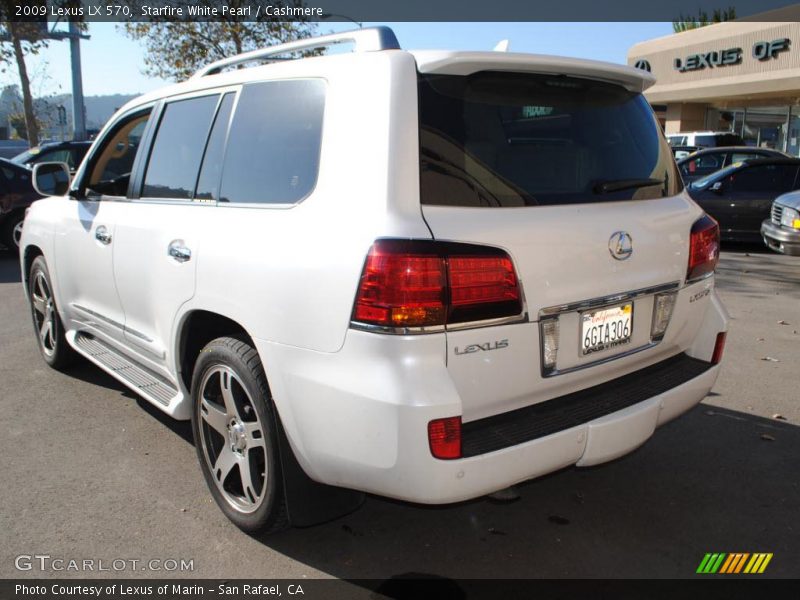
[580,303,633,356]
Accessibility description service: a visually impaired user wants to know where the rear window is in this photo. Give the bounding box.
[419,72,681,207]
[667,135,687,147]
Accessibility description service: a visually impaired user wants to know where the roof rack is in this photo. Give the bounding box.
[193,26,401,78]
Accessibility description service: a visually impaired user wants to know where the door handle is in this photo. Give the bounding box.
[168,240,192,263]
[95,225,112,245]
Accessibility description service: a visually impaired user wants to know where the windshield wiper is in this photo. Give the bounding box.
[593,178,664,195]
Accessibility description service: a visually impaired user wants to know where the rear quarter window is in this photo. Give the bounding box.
[219,79,325,205]
[419,72,681,207]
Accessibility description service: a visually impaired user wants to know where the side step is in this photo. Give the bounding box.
[73,332,177,406]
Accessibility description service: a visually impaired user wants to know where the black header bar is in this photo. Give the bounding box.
[3,0,800,23]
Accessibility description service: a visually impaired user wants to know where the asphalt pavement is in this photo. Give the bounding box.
[0,243,798,583]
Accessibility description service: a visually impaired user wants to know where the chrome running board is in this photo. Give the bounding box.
[73,332,177,406]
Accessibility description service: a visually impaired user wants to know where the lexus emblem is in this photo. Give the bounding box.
[609,231,633,260]
[634,59,652,72]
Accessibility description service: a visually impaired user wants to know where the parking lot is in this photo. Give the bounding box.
[0,245,797,582]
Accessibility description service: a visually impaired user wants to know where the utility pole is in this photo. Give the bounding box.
[50,22,89,141]
[68,21,86,141]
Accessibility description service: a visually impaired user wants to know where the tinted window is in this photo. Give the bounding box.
[71,146,90,169]
[730,152,765,163]
[728,164,798,194]
[681,153,722,177]
[715,133,744,146]
[86,111,151,197]
[694,135,715,147]
[419,72,681,207]
[23,148,72,167]
[142,95,219,199]
[195,93,235,201]
[219,80,325,205]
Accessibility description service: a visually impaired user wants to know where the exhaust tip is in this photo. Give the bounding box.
[486,486,521,503]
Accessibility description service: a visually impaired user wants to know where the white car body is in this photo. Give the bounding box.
[21,29,728,509]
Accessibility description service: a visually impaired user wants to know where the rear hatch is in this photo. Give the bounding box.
[414,54,706,420]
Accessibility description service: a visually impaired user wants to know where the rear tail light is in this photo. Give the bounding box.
[352,246,446,328]
[687,215,720,283]
[711,332,727,365]
[352,240,522,330]
[428,416,462,459]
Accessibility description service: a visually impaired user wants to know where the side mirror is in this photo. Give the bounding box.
[32,162,71,197]
[710,181,724,194]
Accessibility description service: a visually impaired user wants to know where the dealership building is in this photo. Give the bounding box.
[628,16,800,155]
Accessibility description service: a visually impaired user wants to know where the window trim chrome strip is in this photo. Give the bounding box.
[537,281,681,318]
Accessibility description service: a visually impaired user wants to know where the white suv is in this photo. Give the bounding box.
[21,28,728,533]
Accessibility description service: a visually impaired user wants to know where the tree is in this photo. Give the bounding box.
[121,1,318,82]
[0,1,49,145]
[673,7,737,33]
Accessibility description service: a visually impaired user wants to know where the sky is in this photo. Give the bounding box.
[1,22,674,98]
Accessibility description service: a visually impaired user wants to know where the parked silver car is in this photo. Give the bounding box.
[762,191,800,255]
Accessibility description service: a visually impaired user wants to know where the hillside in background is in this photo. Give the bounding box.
[0,86,140,141]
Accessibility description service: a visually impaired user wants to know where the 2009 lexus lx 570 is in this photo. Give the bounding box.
[21,27,728,533]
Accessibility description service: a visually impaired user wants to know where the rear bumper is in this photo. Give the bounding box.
[255,288,727,504]
[761,219,800,256]
[461,353,711,458]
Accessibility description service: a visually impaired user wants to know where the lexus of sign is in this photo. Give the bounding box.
[673,38,790,73]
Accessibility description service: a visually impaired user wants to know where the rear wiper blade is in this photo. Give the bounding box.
[593,178,664,195]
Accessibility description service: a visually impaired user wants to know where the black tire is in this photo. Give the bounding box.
[1,211,25,253]
[190,336,288,534]
[28,255,76,370]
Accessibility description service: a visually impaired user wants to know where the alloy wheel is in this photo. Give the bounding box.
[12,220,23,248]
[31,271,57,357]
[197,365,267,514]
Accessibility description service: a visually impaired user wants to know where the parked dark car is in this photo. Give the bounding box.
[12,140,91,174]
[0,158,42,251]
[686,158,800,243]
[677,146,789,183]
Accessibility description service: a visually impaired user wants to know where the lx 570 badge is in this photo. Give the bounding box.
[454,339,509,355]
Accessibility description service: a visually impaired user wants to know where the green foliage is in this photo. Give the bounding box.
[673,7,737,33]
[8,111,29,140]
[121,1,318,81]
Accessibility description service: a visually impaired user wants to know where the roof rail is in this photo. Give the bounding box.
[193,26,401,78]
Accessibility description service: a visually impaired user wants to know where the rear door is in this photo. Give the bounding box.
[112,91,235,364]
[416,70,696,419]
[724,164,799,238]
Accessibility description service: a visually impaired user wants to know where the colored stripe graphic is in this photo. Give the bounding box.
[719,553,749,573]
[697,553,727,573]
[719,554,735,574]
[744,553,773,574]
[699,552,773,574]
[733,553,750,573]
